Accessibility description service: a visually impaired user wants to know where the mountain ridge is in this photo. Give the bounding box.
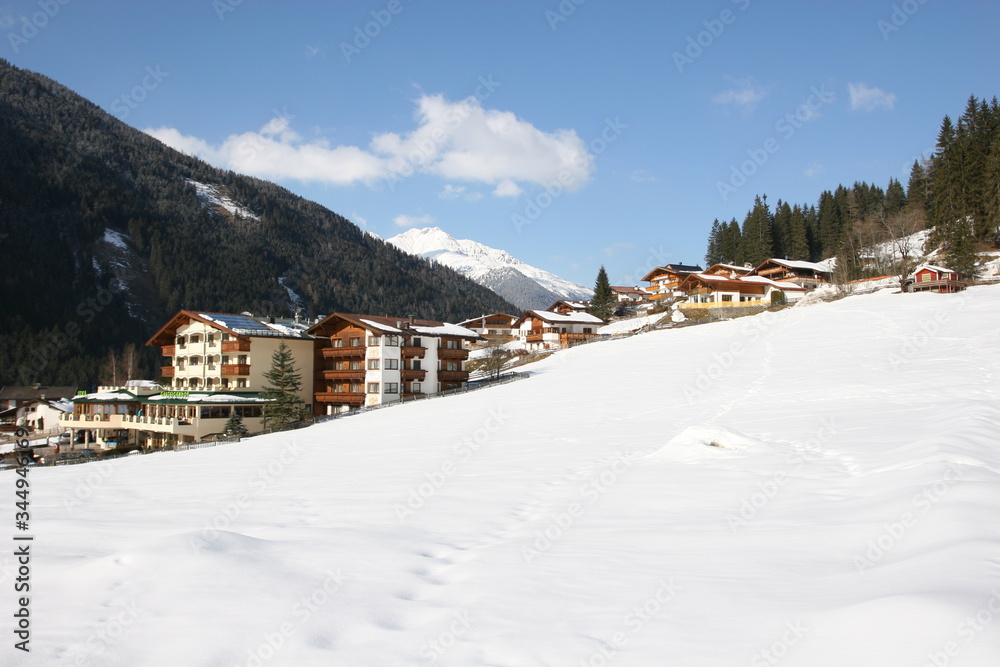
[387,226,593,310]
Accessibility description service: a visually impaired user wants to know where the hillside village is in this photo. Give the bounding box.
[3,234,996,462]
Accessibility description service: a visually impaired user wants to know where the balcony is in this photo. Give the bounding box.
[161,366,176,377]
[221,340,252,352]
[525,333,546,343]
[221,364,251,376]
[162,345,176,356]
[401,369,427,381]
[560,333,598,345]
[321,347,366,359]
[438,370,469,383]
[322,369,365,381]
[315,392,365,406]
[438,348,469,360]
[401,345,426,358]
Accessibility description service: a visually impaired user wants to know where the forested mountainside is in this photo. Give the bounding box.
[0,59,516,388]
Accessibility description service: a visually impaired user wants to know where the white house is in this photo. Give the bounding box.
[514,310,605,351]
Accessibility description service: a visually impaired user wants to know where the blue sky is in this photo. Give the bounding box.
[4,0,999,287]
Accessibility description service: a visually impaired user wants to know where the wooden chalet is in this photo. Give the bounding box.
[514,310,604,351]
[678,273,806,310]
[908,265,967,293]
[641,264,704,300]
[751,259,831,290]
[547,300,591,315]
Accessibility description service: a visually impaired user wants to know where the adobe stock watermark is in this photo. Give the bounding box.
[419,609,472,664]
[716,84,835,202]
[521,454,632,565]
[877,0,930,40]
[394,407,507,522]
[61,460,115,514]
[7,0,71,53]
[672,0,751,73]
[233,107,296,163]
[545,0,587,31]
[750,620,808,667]
[213,0,246,22]
[511,116,627,234]
[190,439,304,553]
[240,569,349,667]
[853,463,964,574]
[110,66,169,120]
[382,75,501,193]
[579,578,681,667]
[727,417,839,531]
[921,589,1000,667]
[684,314,780,403]
[618,245,672,287]
[73,599,142,667]
[340,0,410,64]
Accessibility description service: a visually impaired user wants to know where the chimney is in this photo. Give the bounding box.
[34,383,41,390]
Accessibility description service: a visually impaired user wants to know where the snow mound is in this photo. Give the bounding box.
[649,425,774,462]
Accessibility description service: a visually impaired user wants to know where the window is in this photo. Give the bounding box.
[446,362,459,371]
[333,338,344,348]
[412,360,421,370]
[384,359,399,370]
[722,295,733,302]
[411,337,422,348]
[367,383,380,394]
[222,355,230,364]
[206,378,214,389]
[222,333,230,341]
[176,336,186,348]
[237,379,247,388]
[199,406,231,419]
[221,378,229,388]
[350,382,363,393]
[235,405,262,418]
[238,355,247,365]
[177,358,186,370]
[445,339,459,349]
[385,336,400,346]
[411,382,422,393]
[190,334,201,344]
[368,336,380,346]
[583,328,593,334]
[190,356,201,365]
[385,383,398,394]
[350,337,361,347]
[350,360,362,370]
[207,334,216,346]
[367,359,380,370]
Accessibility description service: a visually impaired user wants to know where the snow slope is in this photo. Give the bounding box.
[387,227,592,310]
[12,286,1000,667]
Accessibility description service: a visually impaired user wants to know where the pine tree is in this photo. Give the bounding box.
[224,411,249,437]
[589,266,614,321]
[722,219,742,264]
[786,205,811,260]
[738,196,774,267]
[261,341,307,430]
[906,160,932,214]
[704,219,724,266]
[885,178,907,216]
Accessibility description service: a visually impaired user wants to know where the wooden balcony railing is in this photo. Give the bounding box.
[401,369,427,381]
[401,345,426,358]
[438,348,469,360]
[437,370,469,383]
[161,366,176,377]
[321,347,366,359]
[161,345,176,356]
[221,340,252,352]
[322,369,365,381]
[315,392,365,406]
[221,364,251,376]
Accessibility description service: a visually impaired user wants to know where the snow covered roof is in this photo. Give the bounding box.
[740,275,808,290]
[522,310,605,325]
[310,314,483,340]
[146,393,271,403]
[72,391,140,402]
[913,264,957,276]
[359,318,403,334]
[760,258,833,274]
[410,323,480,338]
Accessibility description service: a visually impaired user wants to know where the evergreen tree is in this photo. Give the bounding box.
[885,178,907,216]
[738,196,774,267]
[589,266,614,321]
[786,205,811,260]
[704,219,724,266]
[906,160,932,214]
[261,341,307,430]
[224,411,249,437]
[771,200,792,259]
[722,219,742,264]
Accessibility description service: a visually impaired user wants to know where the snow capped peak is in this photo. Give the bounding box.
[387,227,592,310]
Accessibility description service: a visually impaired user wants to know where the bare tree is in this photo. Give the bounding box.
[479,343,511,382]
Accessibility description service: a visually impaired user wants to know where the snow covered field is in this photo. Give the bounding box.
[9,287,1000,666]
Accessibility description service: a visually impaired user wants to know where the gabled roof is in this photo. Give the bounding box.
[514,310,605,327]
[704,263,752,276]
[753,258,832,275]
[546,300,590,312]
[0,386,77,401]
[912,264,957,276]
[679,273,806,292]
[308,314,482,340]
[610,286,647,295]
[147,310,314,347]
[640,264,704,282]
[457,313,517,327]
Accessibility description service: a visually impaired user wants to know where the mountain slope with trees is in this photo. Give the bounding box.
[0,59,516,388]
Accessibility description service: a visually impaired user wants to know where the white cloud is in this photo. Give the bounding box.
[713,77,768,113]
[393,213,435,228]
[352,213,368,227]
[848,83,896,112]
[624,169,657,183]
[492,179,524,198]
[145,94,594,193]
[804,163,824,177]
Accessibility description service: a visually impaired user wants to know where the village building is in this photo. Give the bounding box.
[610,286,648,303]
[514,310,604,351]
[702,264,753,279]
[0,385,77,412]
[0,395,72,432]
[307,314,481,415]
[547,300,591,315]
[677,273,806,310]
[641,264,704,300]
[750,259,832,290]
[908,265,967,293]
[60,311,318,449]
[457,313,518,344]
